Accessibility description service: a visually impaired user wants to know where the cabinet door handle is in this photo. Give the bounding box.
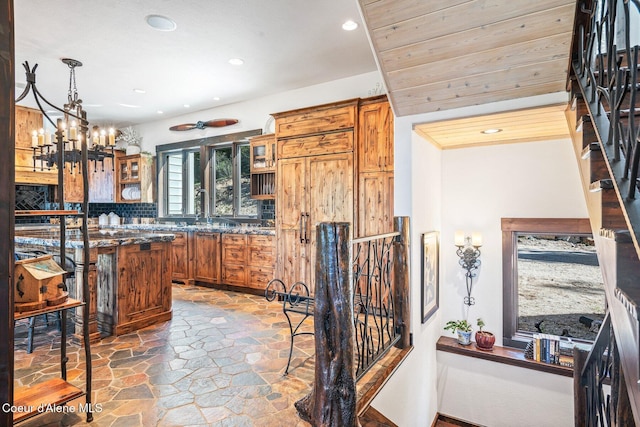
[299,213,305,244]
[304,213,311,244]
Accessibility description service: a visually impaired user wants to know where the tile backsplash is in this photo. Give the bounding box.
[89,203,157,219]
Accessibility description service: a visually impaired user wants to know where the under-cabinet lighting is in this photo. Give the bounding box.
[481,128,502,134]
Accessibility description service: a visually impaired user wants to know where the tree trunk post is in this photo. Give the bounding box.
[393,216,411,349]
[295,222,359,427]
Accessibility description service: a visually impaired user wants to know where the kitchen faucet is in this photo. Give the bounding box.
[196,188,212,223]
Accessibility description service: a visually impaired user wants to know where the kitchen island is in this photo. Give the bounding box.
[108,223,276,293]
[15,227,175,341]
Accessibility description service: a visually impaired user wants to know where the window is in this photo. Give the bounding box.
[163,149,200,216]
[157,129,260,219]
[502,218,605,348]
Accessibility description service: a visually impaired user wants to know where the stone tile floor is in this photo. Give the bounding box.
[14,284,316,426]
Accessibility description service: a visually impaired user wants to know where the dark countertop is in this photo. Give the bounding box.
[15,227,176,249]
[104,223,276,236]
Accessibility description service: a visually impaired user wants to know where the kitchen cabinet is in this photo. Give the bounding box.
[356,97,394,236]
[15,105,57,185]
[221,233,275,290]
[221,233,248,286]
[276,142,354,292]
[171,231,193,284]
[115,153,154,203]
[115,241,173,335]
[273,96,394,291]
[250,133,276,199]
[247,234,276,291]
[193,231,221,283]
[88,153,116,202]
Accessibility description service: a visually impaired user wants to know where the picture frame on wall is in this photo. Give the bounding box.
[421,231,439,323]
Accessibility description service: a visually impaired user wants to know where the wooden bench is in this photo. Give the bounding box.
[265,279,314,375]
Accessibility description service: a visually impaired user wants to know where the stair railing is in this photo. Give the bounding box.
[295,218,411,426]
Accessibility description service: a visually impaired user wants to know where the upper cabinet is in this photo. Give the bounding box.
[358,99,394,173]
[115,153,154,203]
[15,105,57,185]
[250,133,276,199]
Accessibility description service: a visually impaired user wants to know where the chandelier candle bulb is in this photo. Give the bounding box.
[472,232,482,247]
[37,129,45,146]
[454,230,465,246]
[69,121,78,140]
[31,130,38,147]
[108,128,115,146]
[99,130,106,146]
[92,131,99,145]
[45,132,52,145]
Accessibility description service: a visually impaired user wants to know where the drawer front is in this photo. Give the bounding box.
[248,247,274,267]
[279,131,353,159]
[222,264,247,286]
[172,231,188,242]
[222,233,247,246]
[222,245,246,263]
[275,105,356,138]
[248,234,273,247]
[247,266,275,290]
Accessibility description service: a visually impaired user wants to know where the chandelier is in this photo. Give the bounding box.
[15,58,115,174]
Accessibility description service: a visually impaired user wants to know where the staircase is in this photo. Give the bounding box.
[566,0,640,424]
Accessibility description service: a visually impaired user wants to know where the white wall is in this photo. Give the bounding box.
[372,92,587,427]
[135,71,383,152]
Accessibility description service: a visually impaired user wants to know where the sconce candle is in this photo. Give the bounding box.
[455,232,482,306]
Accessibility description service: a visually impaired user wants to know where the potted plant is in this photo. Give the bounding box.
[475,318,495,351]
[444,319,473,345]
[116,126,142,155]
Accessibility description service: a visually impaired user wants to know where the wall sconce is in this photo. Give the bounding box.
[455,231,482,306]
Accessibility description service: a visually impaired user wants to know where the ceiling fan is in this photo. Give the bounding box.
[169,118,238,131]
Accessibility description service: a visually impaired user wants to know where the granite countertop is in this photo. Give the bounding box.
[105,223,276,236]
[15,228,177,249]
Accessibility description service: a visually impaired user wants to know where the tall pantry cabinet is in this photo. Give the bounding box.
[273,95,393,294]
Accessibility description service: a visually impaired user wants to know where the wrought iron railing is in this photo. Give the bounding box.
[575,0,640,203]
[352,231,401,380]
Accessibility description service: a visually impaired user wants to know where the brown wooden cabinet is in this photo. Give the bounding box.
[221,233,248,286]
[116,241,172,335]
[250,134,276,199]
[356,98,394,236]
[274,100,357,293]
[247,234,275,291]
[115,153,154,203]
[193,231,221,283]
[15,105,57,185]
[171,231,193,284]
[273,96,394,290]
[221,233,275,290]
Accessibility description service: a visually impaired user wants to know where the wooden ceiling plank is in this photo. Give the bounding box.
[371,0,575,53]
[378,4,575,72]
[385,33,571,91]
[428,122,570,144]
[359,0,472,30]
[395,82,566,116]
[391,59,568,105]
[421,106,568,132]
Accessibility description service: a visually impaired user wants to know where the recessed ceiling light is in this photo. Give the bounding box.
[119,103,141,108]
[213,97,220,101]
[481,128,502,134]
[228,58,244,66]
[183,104,190,108]
[133,88,146,94]
[342,20,358,31]
[157,110,163,114]
[146,14,177,31]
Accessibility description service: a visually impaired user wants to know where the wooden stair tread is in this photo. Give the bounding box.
[360,406,397,427]
[14,378,84,423]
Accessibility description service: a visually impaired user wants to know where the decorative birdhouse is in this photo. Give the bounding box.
[14,254,68,311]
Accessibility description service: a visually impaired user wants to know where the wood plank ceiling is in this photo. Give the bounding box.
[414,104,571,149]
[358,0,577,118]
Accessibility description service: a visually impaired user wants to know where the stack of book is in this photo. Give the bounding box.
[532,334,576,368]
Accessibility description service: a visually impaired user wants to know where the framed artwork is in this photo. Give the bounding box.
[421,231,439,323]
